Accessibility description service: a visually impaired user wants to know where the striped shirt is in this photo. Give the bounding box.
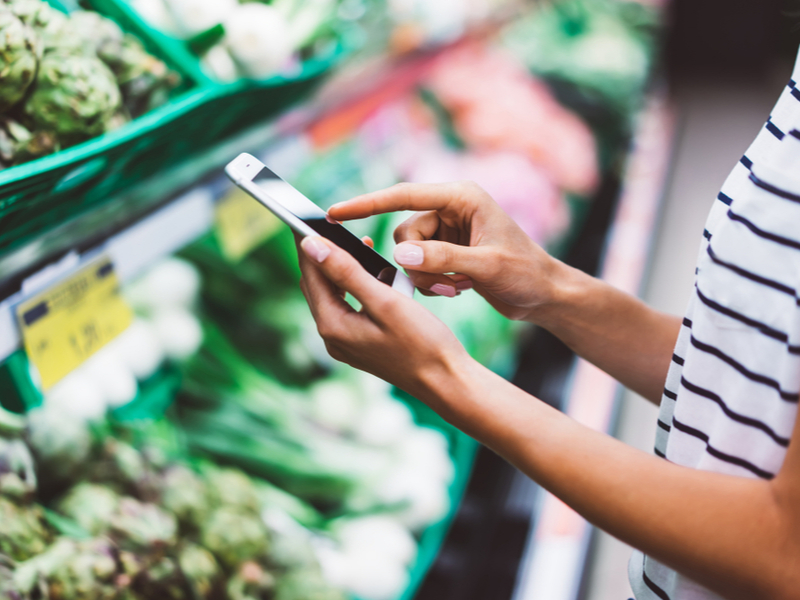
[628,52,800,599]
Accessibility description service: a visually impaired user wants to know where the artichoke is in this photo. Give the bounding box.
[0,436,36,502]
[87,439,155,498]
[109,497,178,551]
[200,507,270,568]
[68,10,178,117]
[0,554,29,599]
[204,468,262,514]
[0,115,57,165]
[113,34,177,117]
[12,537,120,599]
[178,543,220,600]
[273,567,348,600]
[24,51,121,140]
[0,497,51,561]
[158,465,209,530]
[226,561,275,600]
[6,0,69,52]
[130,556,187,600]
[56,483,120,536]
[62,9,124,58]
[26,407,92,483]
[0,8,40,112]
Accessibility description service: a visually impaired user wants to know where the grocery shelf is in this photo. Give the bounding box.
[0,187,213,363]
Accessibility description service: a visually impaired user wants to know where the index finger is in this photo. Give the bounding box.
[328,182,469,221]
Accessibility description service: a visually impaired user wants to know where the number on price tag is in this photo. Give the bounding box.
[215,187,282,262]
[16,257,133,390]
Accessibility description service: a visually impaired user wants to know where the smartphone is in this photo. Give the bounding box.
[225,153,415,298]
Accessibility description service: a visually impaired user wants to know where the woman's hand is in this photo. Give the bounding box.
[328,181,563,321]
[296,234,473,405]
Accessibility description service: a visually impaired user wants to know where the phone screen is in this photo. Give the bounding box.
[253,167,399,283]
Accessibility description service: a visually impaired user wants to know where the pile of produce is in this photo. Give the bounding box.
[0,0,179,168]
[130,0,359,81]
[17,253,458,600]
[0,402,350,599]
[501,0,660,162]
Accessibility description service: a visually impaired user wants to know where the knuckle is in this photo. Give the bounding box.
[431,242,454,270]
[392,182,415,208]
[372,294,398,315]
[393,222,409,243]
[392,181,413,192]
[316,321,338,341]
[482,247,505,277]
[337,261,359,285]
[457,180,488,208]
[324,342,344,362]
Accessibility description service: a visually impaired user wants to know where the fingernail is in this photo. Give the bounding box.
[430,283,456,297]
[302,237,330,263]
[456,280,473,291]
[394,243,423,266]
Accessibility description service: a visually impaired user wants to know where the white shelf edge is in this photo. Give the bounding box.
[0,188,214,363]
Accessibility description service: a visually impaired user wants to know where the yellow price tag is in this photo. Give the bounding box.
[215,187,282,262]
[16,257,133,390]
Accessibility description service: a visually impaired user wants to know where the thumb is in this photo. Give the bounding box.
[393,240,488,277]
[300,236,396,309]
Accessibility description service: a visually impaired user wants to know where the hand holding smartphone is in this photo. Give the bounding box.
[225,153,415,298]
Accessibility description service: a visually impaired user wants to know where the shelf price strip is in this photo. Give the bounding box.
[15,257,133,391]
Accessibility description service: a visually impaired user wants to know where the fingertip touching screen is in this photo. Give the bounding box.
[253,167,399,284]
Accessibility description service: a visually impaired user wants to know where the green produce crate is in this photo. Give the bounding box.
[109,370,478,600]
[391,391,478,600]
[0,1,349,257]
[93,0,348,88]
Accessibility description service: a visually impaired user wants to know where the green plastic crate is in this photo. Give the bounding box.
[93,0,348,88]
[390,390,478,600]
[0,1,349,257]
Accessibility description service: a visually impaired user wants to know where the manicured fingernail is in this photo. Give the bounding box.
[456,280,473,291]
[430,283,456,297]
[394,243,423,266]
[302,237,330,263]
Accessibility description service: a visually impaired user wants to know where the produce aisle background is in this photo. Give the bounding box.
[3,0,797,599]
[0,2,667,598]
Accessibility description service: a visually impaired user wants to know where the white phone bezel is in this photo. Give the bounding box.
[225,153,317,238]
[225,153,415,298]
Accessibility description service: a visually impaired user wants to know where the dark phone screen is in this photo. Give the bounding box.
[253,167,398,283]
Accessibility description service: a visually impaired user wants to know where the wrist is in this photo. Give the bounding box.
[522,257,584,326]
[415,347,478,417]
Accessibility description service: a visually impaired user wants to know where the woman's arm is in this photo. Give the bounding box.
[297,235,800,600]
[530,263,682,404]
[329,182,680,403]
[438,357,800,600]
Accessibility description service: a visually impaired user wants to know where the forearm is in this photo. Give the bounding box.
[530,260,681,404]
[423,359,799,600]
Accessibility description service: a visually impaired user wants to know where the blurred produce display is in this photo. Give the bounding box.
[3,255,460,600]
[378,0,521,53]
[0,0,179,168]
[127,0,364,81]
[0,1,669,599]
[0,405,349,599]
[501,0,661,169]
